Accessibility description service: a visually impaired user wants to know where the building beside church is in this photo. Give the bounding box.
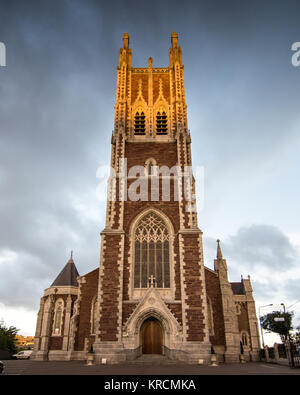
[31,32,260,364]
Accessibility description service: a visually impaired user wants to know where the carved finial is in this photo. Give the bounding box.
[148,57,153,68]
[216,239,223,259]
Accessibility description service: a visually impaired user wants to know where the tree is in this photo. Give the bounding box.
[0,322,19,354]
[260,310,293,343]
[290,325,300,348]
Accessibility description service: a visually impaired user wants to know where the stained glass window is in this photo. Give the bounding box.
[53,300,63,335]
[134,212,170,288]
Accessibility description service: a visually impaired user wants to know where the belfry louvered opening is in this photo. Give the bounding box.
[156,111,168,135]
[134,212,170,289]
[134,111,146,135]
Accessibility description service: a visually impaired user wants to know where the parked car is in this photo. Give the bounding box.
[11,350,33,360]
[0,361,4,373]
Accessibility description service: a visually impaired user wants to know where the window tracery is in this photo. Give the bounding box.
[53,298,64,335]
[134,212,170,289]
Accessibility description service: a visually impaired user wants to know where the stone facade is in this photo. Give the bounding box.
[31,32,260,364]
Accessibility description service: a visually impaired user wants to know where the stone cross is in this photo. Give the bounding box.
[149,275,156,288]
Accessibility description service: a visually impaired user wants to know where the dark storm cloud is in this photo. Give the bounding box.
[204,224,300,307]
[0,0,300,319]
[225,224,297,270]
[204,224,297,272]
[0,0,113,309]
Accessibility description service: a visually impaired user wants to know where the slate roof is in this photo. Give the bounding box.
[51,257,79,287]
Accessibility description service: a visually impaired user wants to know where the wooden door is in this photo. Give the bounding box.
[142,318,163,354]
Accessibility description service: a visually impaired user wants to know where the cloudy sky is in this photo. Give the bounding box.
[0,0,299,345]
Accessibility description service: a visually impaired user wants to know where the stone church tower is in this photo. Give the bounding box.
[31,32,261,364]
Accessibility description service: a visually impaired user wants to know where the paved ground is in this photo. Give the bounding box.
[1,359,300,375]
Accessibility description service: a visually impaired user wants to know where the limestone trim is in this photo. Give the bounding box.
[178,233,188,341]
[122,287,182,351]
[117,233,125,342]
[90,295,98,335]
[68,276,85,352]
[44,286,78,297]
[197,234,210,344]
[96,234,107,340]
[62,295,72,351]
[126,138,176,143]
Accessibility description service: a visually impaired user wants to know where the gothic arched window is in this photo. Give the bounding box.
[145,158,157,176]
[53,299,64,335]
[134,212,170,289]
[134,111,146,135]
[156,111,168,135]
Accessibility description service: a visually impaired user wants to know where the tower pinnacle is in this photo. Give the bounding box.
[123,32,129,49]
[216,239,223,259]
[171,31,178,48]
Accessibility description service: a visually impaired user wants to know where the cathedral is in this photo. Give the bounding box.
[31,32,261,364]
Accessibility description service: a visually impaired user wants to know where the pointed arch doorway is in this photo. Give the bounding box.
[141,317,163,354]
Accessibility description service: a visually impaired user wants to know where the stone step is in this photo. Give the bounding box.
[127,354,184,365]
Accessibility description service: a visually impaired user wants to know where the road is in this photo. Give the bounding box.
[1,360,300,375]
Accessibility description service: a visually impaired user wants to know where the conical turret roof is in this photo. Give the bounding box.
[51,253,79,287]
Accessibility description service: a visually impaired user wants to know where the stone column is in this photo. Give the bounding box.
[214,242,240,363]
[34,295,54,360]
[242,276,261,361]
[62,295,72,351]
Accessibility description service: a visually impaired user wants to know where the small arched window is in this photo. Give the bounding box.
[156,111,168,135]
[145,158,157,176]
[53,299,64,335]
[148,162,154,175]
[134,111,146,135]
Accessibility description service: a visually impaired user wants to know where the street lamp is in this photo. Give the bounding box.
[259,304,273,349]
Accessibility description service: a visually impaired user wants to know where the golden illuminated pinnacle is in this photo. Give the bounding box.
[123,32,129,49]
[171,31,178,48]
